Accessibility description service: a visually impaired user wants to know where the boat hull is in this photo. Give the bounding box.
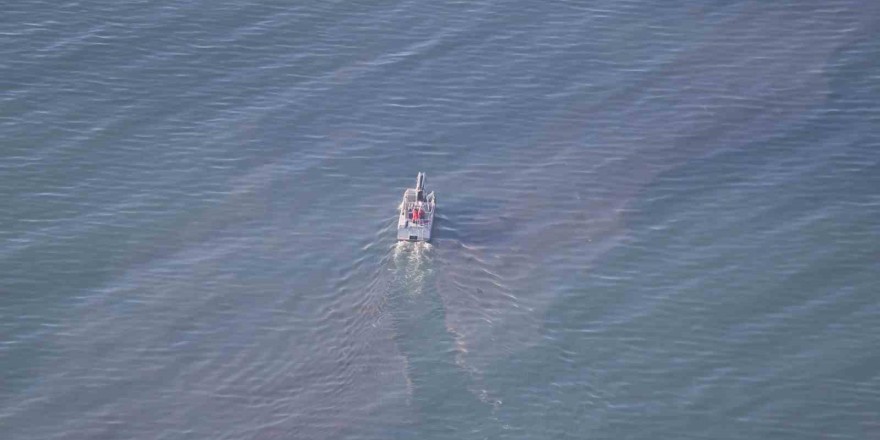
[396,216,434,242]
[396,172,436,242]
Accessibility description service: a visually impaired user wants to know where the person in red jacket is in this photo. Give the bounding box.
[412,207,421,222]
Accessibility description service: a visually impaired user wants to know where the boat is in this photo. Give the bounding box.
[397,172,436,242]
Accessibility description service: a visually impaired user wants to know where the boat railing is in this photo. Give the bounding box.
[401,201,434,214]
[405,219,431,227]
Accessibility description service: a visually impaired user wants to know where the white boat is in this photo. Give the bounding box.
[397,172,436,242]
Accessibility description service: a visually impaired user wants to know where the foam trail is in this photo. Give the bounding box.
[384,240,498,427]
[391,241,433,297]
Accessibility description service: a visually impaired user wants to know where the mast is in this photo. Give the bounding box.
[415,172,426,201]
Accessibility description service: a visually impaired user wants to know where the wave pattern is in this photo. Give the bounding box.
[1,0,878,439]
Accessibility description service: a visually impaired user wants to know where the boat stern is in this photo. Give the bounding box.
[397,218,433,242]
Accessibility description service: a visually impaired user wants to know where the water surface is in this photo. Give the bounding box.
[1,1,878,438]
